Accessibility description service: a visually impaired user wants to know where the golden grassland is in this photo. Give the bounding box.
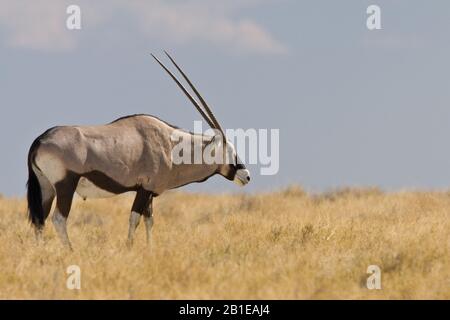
[0,186,448,299]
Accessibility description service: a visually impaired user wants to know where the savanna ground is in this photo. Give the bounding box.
[0,186,448,299]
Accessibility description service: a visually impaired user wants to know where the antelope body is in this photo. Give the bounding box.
[27,52,250,249]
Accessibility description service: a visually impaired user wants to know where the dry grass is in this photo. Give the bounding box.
[0,186,448,299]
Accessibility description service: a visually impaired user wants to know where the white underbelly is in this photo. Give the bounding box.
[76,177,116,199]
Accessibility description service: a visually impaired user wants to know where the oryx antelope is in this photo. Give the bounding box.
[27,52,251,249]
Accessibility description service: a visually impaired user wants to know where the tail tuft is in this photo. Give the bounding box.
[27,140,44,228]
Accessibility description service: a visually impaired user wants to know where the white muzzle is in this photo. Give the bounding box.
[234,169,251,186]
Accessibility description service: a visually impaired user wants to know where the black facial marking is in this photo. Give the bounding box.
[234,155,246,170]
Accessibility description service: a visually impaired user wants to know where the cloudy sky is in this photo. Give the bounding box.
[1,0,450,196]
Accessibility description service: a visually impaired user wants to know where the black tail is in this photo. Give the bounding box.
[27,139,44,228]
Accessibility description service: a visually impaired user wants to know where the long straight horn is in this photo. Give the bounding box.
[151,53,216,129]
[163,51,225,140]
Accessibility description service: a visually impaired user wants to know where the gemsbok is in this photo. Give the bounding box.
[27,52,251,249]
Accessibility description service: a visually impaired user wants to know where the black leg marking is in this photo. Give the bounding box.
[54,172,79,217]
[132,189,153,214]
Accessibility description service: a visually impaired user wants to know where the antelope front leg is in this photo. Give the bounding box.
[143,195,154,250]
[127,211,141,247]
[127,189,152,247]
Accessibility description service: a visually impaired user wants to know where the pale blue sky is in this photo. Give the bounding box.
[1,0,450,196]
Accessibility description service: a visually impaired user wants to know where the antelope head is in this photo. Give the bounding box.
[151,51,251,186]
